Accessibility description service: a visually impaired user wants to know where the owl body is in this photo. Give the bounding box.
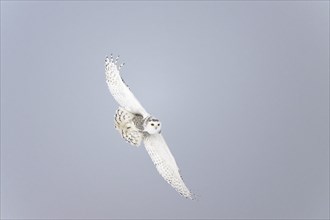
[114,107,162,146]
[114,107,144,146]
[105,55,194,199]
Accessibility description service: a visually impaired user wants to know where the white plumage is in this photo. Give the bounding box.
[105,55,194,199]
[105,56,149,118]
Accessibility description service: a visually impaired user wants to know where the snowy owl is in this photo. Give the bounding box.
[105,54,194,199]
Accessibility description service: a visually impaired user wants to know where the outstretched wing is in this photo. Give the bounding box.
[144,133,194,199]
[105,55,149,117]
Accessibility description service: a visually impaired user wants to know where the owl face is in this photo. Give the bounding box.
[144,117,161,134]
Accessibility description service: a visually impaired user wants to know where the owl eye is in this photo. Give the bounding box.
[151,123,154,126]
[158,123,160,126]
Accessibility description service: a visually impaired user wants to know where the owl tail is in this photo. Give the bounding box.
[114,107,143,147]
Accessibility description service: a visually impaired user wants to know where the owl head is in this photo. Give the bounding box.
[144,116,161,134]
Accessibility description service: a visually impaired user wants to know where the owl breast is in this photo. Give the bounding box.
[114,107,144,146]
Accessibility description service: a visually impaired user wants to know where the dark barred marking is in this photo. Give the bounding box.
[121,78,130,89]
[114,114,120,124]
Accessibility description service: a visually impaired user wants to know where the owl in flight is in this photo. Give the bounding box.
[105,54,194,199]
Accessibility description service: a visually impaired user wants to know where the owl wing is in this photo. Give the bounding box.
[143,133,194,199]
[105,55,149,117]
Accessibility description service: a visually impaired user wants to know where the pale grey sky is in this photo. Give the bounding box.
[1,1,329,219]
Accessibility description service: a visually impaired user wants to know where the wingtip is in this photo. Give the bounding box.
[105,56,110,64]
[115,55,120,63]
[186,192,199,201]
